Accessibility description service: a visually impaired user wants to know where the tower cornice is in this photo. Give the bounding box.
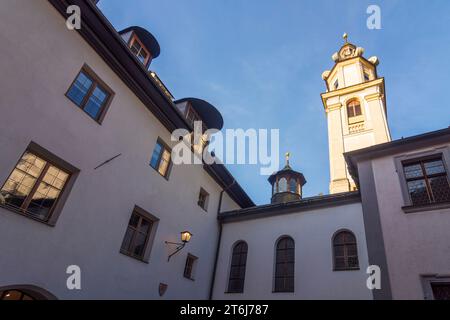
[321,78,385,112]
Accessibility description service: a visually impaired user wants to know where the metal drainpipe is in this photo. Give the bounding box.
[208,179,235,300]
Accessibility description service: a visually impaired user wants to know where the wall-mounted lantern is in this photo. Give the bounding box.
[165,231,193,261]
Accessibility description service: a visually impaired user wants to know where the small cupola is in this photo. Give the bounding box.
[268,153,306,204]
[119,26,161,69]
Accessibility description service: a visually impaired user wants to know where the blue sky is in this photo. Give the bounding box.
[99,0,450,205]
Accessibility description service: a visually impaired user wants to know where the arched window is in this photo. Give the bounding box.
[0,285,56,300]
[347,99,362,119]
[278,178,287,193]
[289,179,297,193]
[333,231,359,270]
[274,236,295,292]
[0,289,35,300]
[228,241,248,293]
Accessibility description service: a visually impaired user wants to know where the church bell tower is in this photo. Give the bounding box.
[321,34,391,194]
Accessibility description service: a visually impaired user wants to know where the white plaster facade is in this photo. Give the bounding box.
[0,0,449,301]
[213,201,373,300]
[362,142,450,299]
[0,0,241,300]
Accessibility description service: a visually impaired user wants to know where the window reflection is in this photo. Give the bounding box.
[0,152,70,221]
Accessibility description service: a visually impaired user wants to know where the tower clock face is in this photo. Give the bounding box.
[340,45,355,59]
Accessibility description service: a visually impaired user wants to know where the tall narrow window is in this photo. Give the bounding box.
[0,149,74,222]
[274,236,295,292]
[184,254,198,280]
[227,241,248,293]
[121,207,158,261]
[333,231,359,271]
[289,179,297,193]
[278,178,287,193]
[66,66,113,122]
[403,156,450,206]
[150,139,172,178]
[198,188,209,211]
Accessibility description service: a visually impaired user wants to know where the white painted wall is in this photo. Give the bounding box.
[0,0,240,299]
[371,144,450,299]
[213,202,373,300]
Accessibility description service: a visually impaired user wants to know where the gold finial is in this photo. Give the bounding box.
[285,152,290,166]
[343,33,348,43]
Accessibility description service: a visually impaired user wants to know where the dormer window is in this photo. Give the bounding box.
[119,27,161,69]
[129,35,150,66]
[185,105,202,129]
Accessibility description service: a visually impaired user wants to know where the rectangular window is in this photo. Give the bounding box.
[150,139,172,178]
[431,283,450,300]
[403,156,450,206]
[364,72,370,82]
[66,65,114,123]
[121,207,158,261]
[198,188,209,211]
[0,144,78,224]
[184,254,198,280]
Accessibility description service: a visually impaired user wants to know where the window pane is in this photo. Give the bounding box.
[348,256,359,268]
[289,179,297,193]
[138,50,148,64]
[158,149,171,176]
[347,106,355,118]
[132,232,147,257]
[278,178,287,192]
[429,176,450,203]
[334,245,344,257]
[84,86,108,120]
[67,72,93,106]
[424,160,446,176]
[0,152,48,209]
[354,104,362,116]
[131,41,142,55]
[347,244,358,256]
[404,163,424,179]
[139,218,152,234]
[407,179,430,205]
[150,143,162,169]
[121,227,134,253]
[128,213,140,228]
[27,182,60,220]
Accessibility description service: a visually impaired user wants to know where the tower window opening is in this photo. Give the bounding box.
[333,79,339,90]
[346,99,364,126]
[289,179,297,193]
[364,71,370,82]
[278,178,287,193]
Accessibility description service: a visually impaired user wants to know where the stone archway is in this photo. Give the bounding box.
[0,284,57,300]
